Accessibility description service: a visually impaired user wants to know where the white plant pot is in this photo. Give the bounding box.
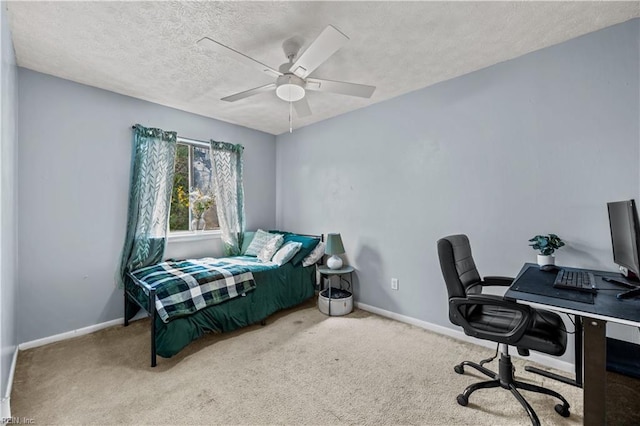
[537,254,555,266]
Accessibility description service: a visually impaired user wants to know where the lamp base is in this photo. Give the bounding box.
[327,255,343,270]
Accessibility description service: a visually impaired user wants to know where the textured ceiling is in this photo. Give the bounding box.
[7,1,640,135]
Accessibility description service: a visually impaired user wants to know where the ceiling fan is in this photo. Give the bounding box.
[196,25,376,125]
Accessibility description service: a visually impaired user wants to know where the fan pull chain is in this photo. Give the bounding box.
[289,100,293,133]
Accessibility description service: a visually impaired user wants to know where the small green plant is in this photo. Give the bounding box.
[529,234,565,256]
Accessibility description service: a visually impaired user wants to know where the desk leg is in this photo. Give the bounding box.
[524,315,583,388]
[583,317,606,426]
[575,316,583,386]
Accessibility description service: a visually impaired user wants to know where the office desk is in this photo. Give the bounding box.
[505,263,640,426]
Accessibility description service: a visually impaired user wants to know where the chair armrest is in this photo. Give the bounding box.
[449,295,532,344]
[482,276,514,287]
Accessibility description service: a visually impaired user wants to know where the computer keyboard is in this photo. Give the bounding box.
[553,269,597,294]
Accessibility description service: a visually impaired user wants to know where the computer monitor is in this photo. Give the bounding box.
[607,200,640,300]
[607,200,640,278]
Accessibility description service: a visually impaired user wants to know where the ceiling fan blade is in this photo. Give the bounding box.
[289,25,349,79]
[293,98,312,118]
[197,37,282,78]
[306,78,376,98]
[221,83,276,102]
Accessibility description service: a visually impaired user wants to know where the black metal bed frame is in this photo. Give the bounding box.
[124,233,324,367]
[124,274,158,366]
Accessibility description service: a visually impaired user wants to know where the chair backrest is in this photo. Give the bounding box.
[437,234,482,299]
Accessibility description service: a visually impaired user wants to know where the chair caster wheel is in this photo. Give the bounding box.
[454,365,464,374]
[457,394,468,406]
[554,404,570,418]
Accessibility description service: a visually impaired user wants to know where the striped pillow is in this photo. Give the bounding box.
[257,234,284,262]
[244,229,275,257]
[272,242,303,266]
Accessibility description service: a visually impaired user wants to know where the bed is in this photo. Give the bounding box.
[124,232,322,367]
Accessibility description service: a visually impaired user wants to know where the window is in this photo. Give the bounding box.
[170,141,220,232]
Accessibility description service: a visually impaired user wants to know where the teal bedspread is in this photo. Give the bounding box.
[129,257,258,322]
[125,256,315,358]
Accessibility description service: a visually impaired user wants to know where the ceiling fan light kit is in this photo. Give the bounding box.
[197,24,376,131]
[276,75,306,102]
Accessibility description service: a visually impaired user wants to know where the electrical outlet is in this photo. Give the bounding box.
[391,278,399,290]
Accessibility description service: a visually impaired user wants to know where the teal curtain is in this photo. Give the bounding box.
[118,124,177,288]
[209,141,246,256]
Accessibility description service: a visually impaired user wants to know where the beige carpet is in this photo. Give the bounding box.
[12,301,584,425]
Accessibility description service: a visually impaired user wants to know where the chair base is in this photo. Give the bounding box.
[454,353,570,426]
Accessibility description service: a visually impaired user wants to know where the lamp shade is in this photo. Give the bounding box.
[325,233,345,255]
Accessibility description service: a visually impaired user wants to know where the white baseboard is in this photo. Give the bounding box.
[18,311,147,351]
[1,347,18,421]
[2,313,147,422]
[0,397,9,424]
[355,301,575,374]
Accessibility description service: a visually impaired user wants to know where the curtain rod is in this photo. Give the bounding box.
[131,126,210,148]
[178,137,210,148]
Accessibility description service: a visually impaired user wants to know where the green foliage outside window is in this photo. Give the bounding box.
[169,143,219,232]
[170,144,190,231]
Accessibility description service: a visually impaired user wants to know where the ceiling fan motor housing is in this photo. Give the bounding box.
[276,74,306,102]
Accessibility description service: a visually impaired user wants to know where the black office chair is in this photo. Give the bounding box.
[437,234,571,426]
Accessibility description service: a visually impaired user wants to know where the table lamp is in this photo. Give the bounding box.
[325,233,345,270]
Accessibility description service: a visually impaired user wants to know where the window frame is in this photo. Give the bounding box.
[168,136,221,239]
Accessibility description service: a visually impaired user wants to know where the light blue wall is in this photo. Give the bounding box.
[0,1,18,409]
[17,69,277,343]
[276,19,640,360]
[11,16,640,363]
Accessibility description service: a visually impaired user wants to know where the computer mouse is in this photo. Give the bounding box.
[540,264,560,272]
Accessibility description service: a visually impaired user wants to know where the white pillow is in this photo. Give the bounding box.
[244,229,275,256]
[302,241,325,267]
[271,242,302,266]
[257,234,284,262]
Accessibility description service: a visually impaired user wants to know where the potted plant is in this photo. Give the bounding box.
[529,234,565,266]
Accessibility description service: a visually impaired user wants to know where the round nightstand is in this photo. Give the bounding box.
[317,266,354,316]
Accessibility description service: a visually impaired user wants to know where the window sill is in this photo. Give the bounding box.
[167,230,222,243]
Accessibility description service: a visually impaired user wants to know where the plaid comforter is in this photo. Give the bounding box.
[129,258,256,322]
